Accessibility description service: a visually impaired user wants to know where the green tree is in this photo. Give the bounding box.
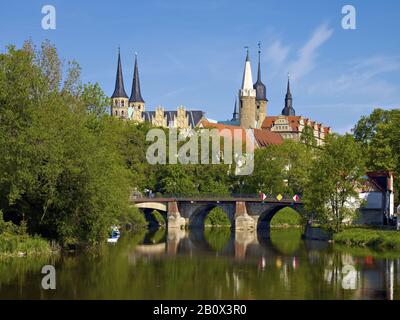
[303,134,366,232]
[0,41,144,246]
[353,108,400,203]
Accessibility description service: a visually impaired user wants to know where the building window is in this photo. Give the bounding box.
[115,110,118,115]
[121,100,124,107]
[121,110,124,116]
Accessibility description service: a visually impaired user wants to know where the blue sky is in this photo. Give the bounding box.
[1,0,399,132]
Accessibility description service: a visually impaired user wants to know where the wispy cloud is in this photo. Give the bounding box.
[265,40,290,67]
[289,24,333,79]
[307,55,400,99]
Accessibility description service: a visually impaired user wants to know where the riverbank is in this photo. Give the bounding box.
[333,227,400,250]
[0,233,55,259]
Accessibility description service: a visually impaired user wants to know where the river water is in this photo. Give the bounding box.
[0,228,399,300]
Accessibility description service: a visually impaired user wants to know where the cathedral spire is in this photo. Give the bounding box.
[282,73,295,116]
[253,42,267,101]
[111,48,128,99]
[129,53,145,103]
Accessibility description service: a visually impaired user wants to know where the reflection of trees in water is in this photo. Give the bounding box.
[0,255,55,298]
[1,229,399,299]
[269,228,302,255]
[203,228,231,252]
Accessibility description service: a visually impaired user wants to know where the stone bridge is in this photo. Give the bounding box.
[131,196,303,234]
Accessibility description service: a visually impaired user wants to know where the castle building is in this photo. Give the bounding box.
[110,50,205,129]
[219,49,330,145]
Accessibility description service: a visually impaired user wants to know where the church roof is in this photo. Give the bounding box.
[142,110,204,128]
[129,55,145,103]
[111,50,128,99]
[253,50,267,101]
[262,116,331,135]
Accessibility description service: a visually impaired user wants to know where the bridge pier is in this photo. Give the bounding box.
[167,201,186,230]
[234,201,256,231]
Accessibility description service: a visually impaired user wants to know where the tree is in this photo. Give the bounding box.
[302,134,366,232]
[300,125,317,147]
[353,108,400,204]
[0,41,145,246]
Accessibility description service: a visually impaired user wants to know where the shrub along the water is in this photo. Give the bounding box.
[333,228,400,250]
[270,207,302,227]
[204,207,231,227]
[0,212,52,257]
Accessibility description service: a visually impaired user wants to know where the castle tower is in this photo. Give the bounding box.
[239,49,256,129]
[281,74,295,116]
[129,53,145,112]
[111,48,129,119]
[253,45,268,128]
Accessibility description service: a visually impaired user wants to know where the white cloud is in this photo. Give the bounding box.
[290,24,333,79]
[265,40,289,66]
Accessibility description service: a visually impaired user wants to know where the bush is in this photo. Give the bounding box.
[204,207,231,227]
[270,207,301,227]
[334,228,400,249]
[151,210,166,227]
[118,206,147,231]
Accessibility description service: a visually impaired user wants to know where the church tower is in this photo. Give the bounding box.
[281,74,295,116]
[129,53,145,112]
[111,48,129,119]
[231,98,239,122]
[253,45,268,128]
[239,49,256,129]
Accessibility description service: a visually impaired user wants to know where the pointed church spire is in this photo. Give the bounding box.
[282,73,295,116]
[232,98,239,121]
[111,48,128,99]
[129,53,145,103]
[240,47,255,97]
[286,73,292,98]
[253,42,267,101]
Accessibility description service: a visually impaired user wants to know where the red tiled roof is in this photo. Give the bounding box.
[200,120,283,148]
[262,116,331,135]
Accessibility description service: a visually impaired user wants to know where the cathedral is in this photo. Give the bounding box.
[110,48,330,146]
[110,50,205,129]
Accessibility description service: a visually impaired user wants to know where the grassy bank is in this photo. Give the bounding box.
[0,233,53,258]
[333,227,400,250]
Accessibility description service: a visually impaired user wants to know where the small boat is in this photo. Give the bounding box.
[107,226,121,244]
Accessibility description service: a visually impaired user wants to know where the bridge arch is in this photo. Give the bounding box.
[188,203,235,229]
[257,205,302,233]
[134,202,168,229]
[134,202,167,212]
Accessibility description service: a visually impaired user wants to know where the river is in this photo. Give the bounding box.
[0,228,399,299]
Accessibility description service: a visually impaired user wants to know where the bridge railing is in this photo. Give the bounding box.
[130,193,300,202]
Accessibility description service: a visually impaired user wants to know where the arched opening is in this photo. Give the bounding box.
[140,208,168,230]
[257,206,302,239]
[189,204,234,230]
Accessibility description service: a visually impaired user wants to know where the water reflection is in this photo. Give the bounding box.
[0,228,400,299]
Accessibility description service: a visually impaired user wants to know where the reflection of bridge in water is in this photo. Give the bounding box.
[131,196,303,236]
[132,228,302,260]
